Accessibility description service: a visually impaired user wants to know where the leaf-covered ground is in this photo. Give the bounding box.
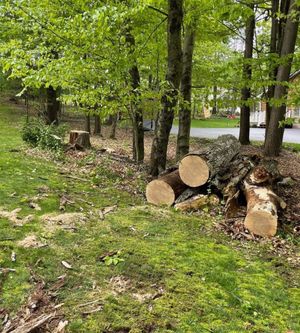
[0,104,299,333]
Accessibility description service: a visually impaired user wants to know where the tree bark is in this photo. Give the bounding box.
[85,114,91,134]
[176,28,195,160]
[179,134,240,187]
[45,86,60,125]
[239,5,255,145]
[69,130,91,149]
[146,169,187,206]
[212,86,218,115]
[264,0,299,156]
[109,114,118,139]
[94,114,102,136]
[150,0,183,176]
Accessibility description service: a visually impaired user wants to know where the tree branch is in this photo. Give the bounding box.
[147,5,168,17]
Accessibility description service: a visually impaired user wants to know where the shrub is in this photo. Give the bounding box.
[22,119,68,152]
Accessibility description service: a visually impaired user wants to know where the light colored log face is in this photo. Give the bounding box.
[245,211,277,237]
[179,156,209,187]
[146,180,175,206]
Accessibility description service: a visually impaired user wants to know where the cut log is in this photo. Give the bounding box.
[179,135,240,187]
[146,170,188,206]
[174,187,203,204]
[243,164,286,237]
[69,130,91,149]
[174,194,219,212]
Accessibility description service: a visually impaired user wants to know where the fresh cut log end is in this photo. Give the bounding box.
[244,211,277,237]
[179,155,209,187]
[146,180,175,206]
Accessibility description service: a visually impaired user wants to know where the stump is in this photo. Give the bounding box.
[179,135,240,187]
[69,130,91,149]
[146,170,188,206]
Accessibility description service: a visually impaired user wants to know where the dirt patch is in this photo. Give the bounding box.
[17,235,47,249]
[109,276,132,294]
[0,208,33,226]
[40,212,87,232]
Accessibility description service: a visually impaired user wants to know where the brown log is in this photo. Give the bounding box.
[146,170,188,206]
[243,164,286,237]
[179,134,240,187]
[174,194,219,212]
[69,130,91,149]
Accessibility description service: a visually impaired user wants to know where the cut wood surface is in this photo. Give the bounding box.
[69,130,91,149]
[146,170,188,206]
[179,134,240,187]
[243,165,286,237]
[174,194,219,212]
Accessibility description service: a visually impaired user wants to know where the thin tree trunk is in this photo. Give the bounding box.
[150,0,183,176]
[94,114,102,136]
[109,114,117,139]
[176,28,195,160]
[45,86,60,125]
[125,30,144,163]
[264,0,299,156]
[212,86,218,115]
[239,5,255,145]
[85,114,91,133]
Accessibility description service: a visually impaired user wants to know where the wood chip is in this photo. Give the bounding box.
[61,261,72,269]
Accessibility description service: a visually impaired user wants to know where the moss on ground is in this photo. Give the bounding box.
[0,105,299,332]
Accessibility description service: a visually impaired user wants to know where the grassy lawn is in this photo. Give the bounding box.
[173,117,240,128]
[0,104,299,332]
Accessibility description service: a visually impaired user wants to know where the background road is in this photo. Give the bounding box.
[170,126,300,144]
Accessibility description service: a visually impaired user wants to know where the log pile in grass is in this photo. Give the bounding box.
[146,134,287,238]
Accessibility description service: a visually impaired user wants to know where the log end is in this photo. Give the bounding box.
[179,155,209,187]
[146,180,175,206]
[244,211,277,237]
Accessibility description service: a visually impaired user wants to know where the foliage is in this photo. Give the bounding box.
[22,119,67,152]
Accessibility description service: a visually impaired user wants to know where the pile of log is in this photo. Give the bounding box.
[146,135,286,238]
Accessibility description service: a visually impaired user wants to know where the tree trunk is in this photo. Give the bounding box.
[176,28,195,160]
[146,169,187,206]
[45,86,60,125]
[239,5,255,145]
[150,0,183,176]
[94,114,102,136]
[264,0,299,156]
[179,134,240,187]
[212,86,218,115]
[109,114,117,139]
[85,114,91,134]
[69,130,91,149]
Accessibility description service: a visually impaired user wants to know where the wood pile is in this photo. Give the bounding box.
[146,135,286,238]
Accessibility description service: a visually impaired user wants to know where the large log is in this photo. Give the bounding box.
[69,130,91,149]
[179,135,240,187]
[243,164,286,237]
[146,170,188,206]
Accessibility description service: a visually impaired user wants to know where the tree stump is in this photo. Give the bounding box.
[69,130,91,149]
[146,170,188,206]
[179,134,240,187]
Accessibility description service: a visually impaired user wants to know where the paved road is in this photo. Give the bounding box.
[170,126,300,144]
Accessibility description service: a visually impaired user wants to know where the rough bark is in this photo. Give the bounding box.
[239,5,255,145]
[150,0,183,176]
[179,135,240,187]
[94,114,102,136]
[146,169,188,206]
[176,28,195,160]
[264,0,299,156]
[212,86,218,115]
[69,130,91,149]
[45,86,60,125]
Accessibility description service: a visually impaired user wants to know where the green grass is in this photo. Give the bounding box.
[174,117,240,128]
[0,104,299,332]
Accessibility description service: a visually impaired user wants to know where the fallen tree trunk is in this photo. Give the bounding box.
[146,170,188,206]
[69,130,91,149]
[243,164,286,237]
[174,194,219,212]
[179,135,240,187]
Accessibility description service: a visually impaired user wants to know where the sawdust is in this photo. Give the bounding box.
[40,212,87,232]
[17,235,47,249]
[0,208,33,226]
